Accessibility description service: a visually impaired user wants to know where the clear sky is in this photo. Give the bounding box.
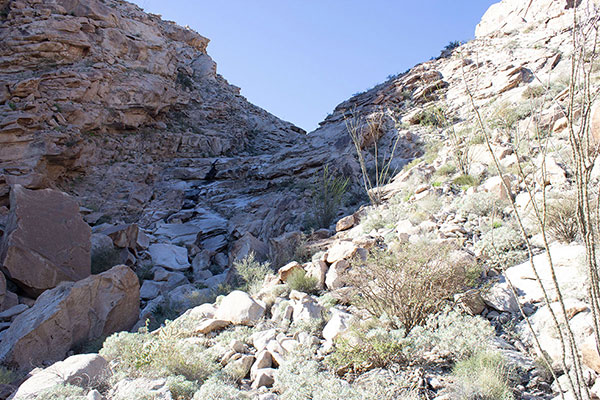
[131,1,498,131]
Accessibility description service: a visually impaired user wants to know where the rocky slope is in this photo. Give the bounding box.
[1,0,600,399]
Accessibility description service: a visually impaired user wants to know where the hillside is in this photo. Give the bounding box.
[1,0,600,399]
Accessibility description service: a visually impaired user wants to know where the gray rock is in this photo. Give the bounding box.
[148,244,190,271]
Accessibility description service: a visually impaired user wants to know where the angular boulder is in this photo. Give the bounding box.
[11,354,109,400]
[215,290,265,326]
[0,185,91,297]
[0,265,139,370]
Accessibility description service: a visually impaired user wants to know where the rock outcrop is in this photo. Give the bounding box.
[0,265,139,369]
[0,185,91,297]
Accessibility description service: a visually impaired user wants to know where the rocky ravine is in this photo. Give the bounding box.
[1,0,600,399]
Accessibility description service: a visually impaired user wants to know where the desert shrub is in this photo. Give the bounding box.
[450,351,513,400]
[100,326,219,383]
[445,40,463,51]
[232,253,273,295]
[214,326,254,346]
[327,321,408,374]
[36,384,86,400]
[194,376,250,400]
[453,174,479,189]
[276,346,415,400]
[409,309,495,362]
[475,225,527,270]
[345,241,469,333]
[305,165,349,229]
[546,195,579,243]
[458,191,508,217]
[435,163,457,177]
[91,247,122,274]
[522,85,545,99]
[167,376,199,400]
[488,102,532,132]
[0,367,16,385]
[286,268,319,294]
[418,106,445,127]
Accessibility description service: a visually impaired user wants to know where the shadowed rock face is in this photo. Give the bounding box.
[0,185,91,297]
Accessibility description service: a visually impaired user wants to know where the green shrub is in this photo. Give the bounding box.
[167,376,200,400]
[305,165,349,229]
[327,322,408,374]
[0,367,16,385]
[100,326,219,383]
[286,268,319,294]
[194,376,250,400]
[488,102,532,132]
[36,384,86,400]
[458,192,508,217]
[409,309,495,362]
[522,85,545,99]
[418,106,446,128]
[91,247,122,274]
[546,195,579,243]
[450,351,513,400]
[475,225,527,270]
[345,241,470,333]
[232,253,273,295]
[453,174,479,189]
[435,163,457,177]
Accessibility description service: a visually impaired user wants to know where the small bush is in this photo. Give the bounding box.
[345,241,469,333]
[522,85,545,99]
[546,195,579,243]
[488,102,532,132]
[409,309,495,362]
[458,191,508,217]
[91,247,122,274]
[450,351,513,400]
[418,106,446,128]
[445,40,462,51]
[475,225,527,270]
[0,367,16,385]
[194,376,250,400]
[167,376,199,400]
[305,165,349,229]
[453,174,479,189]
[435,163,457,177]
[286,268,319,294]
[327,322,408,374]
[100,326,219,384]
[36,384,86,400]
[232,253,273,295]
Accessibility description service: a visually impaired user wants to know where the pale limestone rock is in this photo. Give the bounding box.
[187,303,217,320]
[0,265,139,369]
[195,319,230,335]
[278,261,303,283]
[215,290,265,326]
[481,176,512,201]
[326,241,361,264]
[304,261,328,289]
[0,185,91,297]
[251,329,278,352]
[11,354,109,400]
[292,297,323,323]
[325,260,350,290]
[252,368,276,389]
[323,309,353,343]
[335,215,355,232]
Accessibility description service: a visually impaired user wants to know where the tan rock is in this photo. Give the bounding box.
[326,241,362,264]
[335,215,355,232]
[215,291,265,326]
[591,102,600,144]
[0,185,91,297]
[250,350,272,380]
[252,368,275,389]
[481,176,512,201]
[305,260,328,289]
[0,265,139,369]
[11,354,109,400]
[325,260,350,290]
[278,261,303,283]
[582,335,600,374]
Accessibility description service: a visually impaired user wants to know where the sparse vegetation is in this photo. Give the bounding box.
[305,165,349,229]
[450,351,513,400]
[232,253,273,295]
[91,247,122,274]
[546,194,579,243]
[346,241,471,333]
[286,268,319,294]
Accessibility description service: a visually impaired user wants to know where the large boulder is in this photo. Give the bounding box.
[215,290,265,325]
[0,185,91,297]
[11,354,109,400]
[148,243,190,271]
[0,265,139,370]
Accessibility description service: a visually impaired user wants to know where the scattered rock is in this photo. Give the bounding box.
[215,290,265,326]
[335,215,355,232]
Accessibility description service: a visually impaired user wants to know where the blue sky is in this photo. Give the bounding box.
[131,1,498,131]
